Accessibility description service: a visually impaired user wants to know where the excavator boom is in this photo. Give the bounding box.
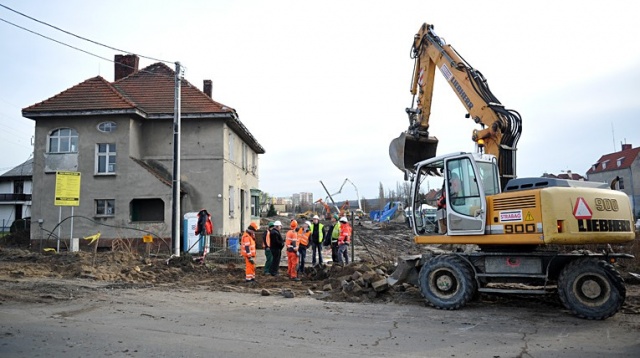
[391,23,522,189]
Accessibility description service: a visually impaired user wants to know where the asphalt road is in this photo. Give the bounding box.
[1,286,639,358]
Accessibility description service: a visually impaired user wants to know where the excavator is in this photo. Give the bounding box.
[314,198,334,220]
[388,23,636,319]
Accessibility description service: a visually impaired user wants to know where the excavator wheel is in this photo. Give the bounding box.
[418,255,476,310]
[557,258,626,320]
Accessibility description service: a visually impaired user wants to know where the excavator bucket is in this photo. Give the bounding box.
[387,255,422,287]
[389,132,438,172]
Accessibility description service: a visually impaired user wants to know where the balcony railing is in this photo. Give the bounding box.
[0,193,32,202]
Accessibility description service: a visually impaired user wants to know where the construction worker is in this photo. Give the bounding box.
[297,221,311,275]
[326,214,341,263]
[241,222,259,282]
[285,220,300,281]
[337,217,352,265]
[268,221,284,276]
[309,215,325,267]
[262,221,275,275]
[194,209,213,257]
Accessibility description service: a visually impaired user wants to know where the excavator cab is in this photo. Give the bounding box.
[409,152,493,236]
[389,132,438,173]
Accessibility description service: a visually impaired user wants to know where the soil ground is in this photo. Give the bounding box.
[1,218,639,317]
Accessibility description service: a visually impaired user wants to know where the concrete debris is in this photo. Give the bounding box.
[261,289,271,296]
[282,289,295,298]
[372,278,390,292]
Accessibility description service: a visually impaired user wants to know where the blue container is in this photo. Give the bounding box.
[228,237,239,252]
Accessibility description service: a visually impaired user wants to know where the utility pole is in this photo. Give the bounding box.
[172,62,182,256]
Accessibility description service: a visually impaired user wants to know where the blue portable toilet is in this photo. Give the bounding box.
[228,237,239,253]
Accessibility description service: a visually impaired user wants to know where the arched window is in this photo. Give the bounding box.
[97,121,117,133]
[48,128,78,153]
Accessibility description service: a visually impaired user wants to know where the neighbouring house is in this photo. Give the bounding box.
[0,158,33,232]
[586,143,640,218]
[22,54,265,249]
[541,170,586,181]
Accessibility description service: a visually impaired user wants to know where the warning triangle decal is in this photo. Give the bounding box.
[573,197,593,219]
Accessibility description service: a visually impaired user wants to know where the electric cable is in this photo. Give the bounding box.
[0,3,174,65]
[0,16,179,80]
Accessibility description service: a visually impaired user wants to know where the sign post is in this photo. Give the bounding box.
[54,171,81,252]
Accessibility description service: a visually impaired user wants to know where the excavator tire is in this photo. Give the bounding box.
[557,258,626,320]
[418,255,476,310]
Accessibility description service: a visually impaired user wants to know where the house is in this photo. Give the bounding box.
[541,170,585,181]
[0,158,33,232]
[586,143,640,217]
[22,54,265,248]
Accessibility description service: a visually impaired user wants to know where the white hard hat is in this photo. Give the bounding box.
[273,220,282,226]
[312,215,320,220]
[305,221,311,227]
[339,217,348,223]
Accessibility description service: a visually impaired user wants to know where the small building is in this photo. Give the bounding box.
[541,170,586,181]
[22,55,265,247]
[586,143,640,217]
[0,158,33,232]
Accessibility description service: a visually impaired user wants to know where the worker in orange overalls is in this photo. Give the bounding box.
[337,217,352,265]
[285,220,300,281]
[241,222,259,282]
[297,221,311,275]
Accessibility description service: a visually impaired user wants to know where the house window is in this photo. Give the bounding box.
[242,143,247,170]
[251,152,257,174]
[96,143,116,174]
[602,160,609,169]
[130,198,164,222]
[251,193,260,216]
[228,132,235,163]
[229,185,235,217]
[97,121,117,133]
[14,180,24,194]
[48,128,78,153]
[617,157,624,167]
[96,199,115,216]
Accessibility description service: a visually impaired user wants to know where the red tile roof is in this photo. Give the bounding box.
[586,146,640,174]
[23,76,136,112]
[23,63,232,116]
[113,63,233,115]
[22,61,265,153]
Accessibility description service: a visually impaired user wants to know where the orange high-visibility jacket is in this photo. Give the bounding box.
[263,230,271,248]
[241,231,256,258]
[297,229,310,247]
[285,229,298,252]
[338,223,352,245]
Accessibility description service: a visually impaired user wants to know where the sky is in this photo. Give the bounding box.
[1,0,639,203]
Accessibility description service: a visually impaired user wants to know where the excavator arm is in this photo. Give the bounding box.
[390,23,522,189]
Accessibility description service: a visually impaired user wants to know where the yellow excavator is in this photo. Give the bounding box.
[389,23,635,319]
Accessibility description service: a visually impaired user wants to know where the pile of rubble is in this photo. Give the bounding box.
[304,262,415,303]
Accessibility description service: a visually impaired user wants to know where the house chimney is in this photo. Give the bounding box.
[203,79,212,98]
[621,143,632,151]
[114,54,139,81]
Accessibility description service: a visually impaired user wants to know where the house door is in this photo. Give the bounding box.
[240,189,246,232]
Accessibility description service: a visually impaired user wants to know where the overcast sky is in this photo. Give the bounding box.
[1,0,639,203]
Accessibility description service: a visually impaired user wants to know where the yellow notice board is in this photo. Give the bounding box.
[55,171,81,206]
